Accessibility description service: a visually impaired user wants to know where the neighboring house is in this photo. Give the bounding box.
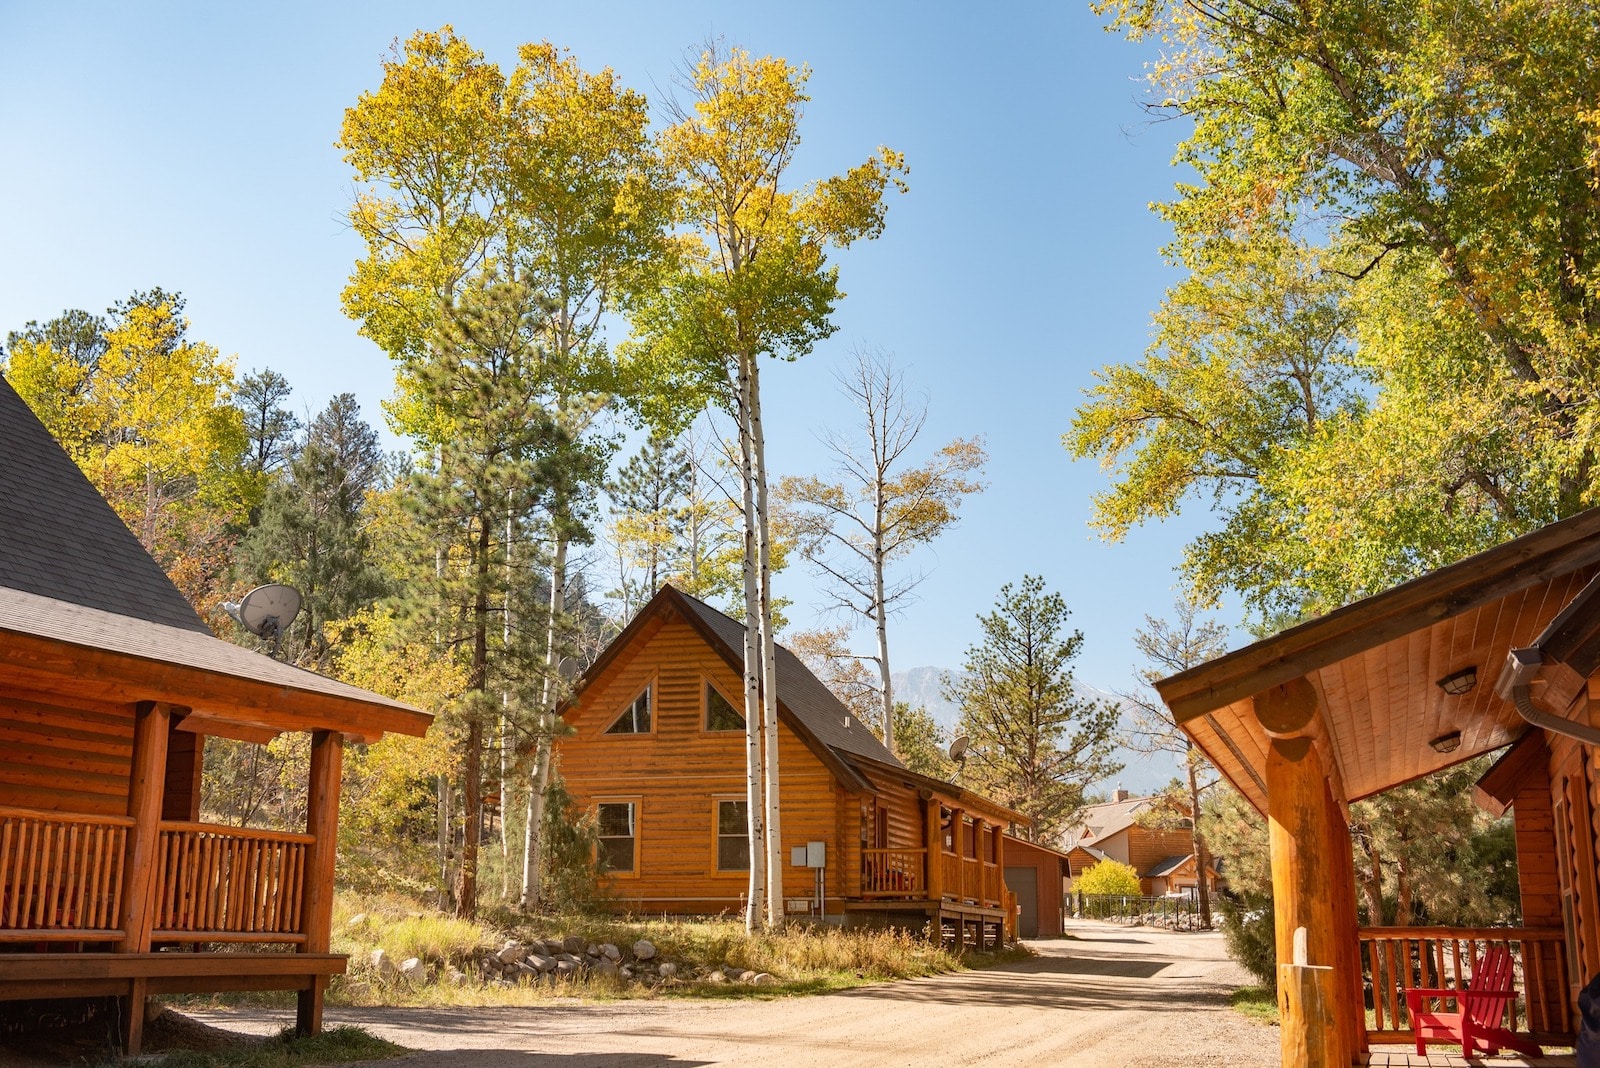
[1060,790,1218,897]
[1001,834,1072,938]
[0,378,432,1053]
[555,585,1021,946]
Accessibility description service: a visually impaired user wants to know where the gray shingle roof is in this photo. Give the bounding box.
[673,590,903,771]
[0,376,208,633]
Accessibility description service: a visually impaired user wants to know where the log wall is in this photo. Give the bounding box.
[558,614,844,913]
[0,690,133,816]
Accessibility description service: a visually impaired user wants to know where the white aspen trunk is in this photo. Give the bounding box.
[735,355,768,932]
[521,531,567,908]
[749,356,784,928]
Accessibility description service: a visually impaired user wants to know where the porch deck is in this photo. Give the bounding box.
[856,842,1017,945]
[1363,1049,1575,1067]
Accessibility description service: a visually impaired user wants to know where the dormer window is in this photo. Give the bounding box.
[605,685,652,735]
[705,682,744,732]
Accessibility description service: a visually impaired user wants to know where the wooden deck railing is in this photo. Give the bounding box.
[0,806,131,940]
[935,852,1004,907]
[1358,926,1571,1044]
[152,822,312,942]
[860,847,926,898]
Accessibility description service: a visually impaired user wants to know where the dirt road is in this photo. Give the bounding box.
[190,921,1279,1067]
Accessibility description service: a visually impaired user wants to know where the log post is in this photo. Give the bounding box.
[118,700,175,1055]
[924,799,943,901]
[297,729,343,1036]
[1256,679,1360,1068]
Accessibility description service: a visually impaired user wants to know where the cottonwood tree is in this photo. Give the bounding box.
[1122,602,1229,927]
[944,576,1121,842]
[625,44,906,929]
[780,348,985,754]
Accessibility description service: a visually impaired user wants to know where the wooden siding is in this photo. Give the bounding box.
[558,614,846,912]
[0,689,133,816]
[1002,836,1067,938]
[1127,827,1197,877]
[1516,772,1563,928]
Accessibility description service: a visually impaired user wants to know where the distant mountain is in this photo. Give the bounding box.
[890,666,1183,799]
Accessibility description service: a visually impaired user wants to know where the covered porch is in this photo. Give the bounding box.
[1157,509,1600,1064]
[853,794,1018,947]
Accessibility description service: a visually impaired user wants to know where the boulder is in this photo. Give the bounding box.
[444,966,467,986]
[657,962,678,979]
[600,943,621,962]
[706,969,728,984]
[544,938,566,955]
[620,965,634,980]
[369,949,398,978]
[399,957,426,982]
[528,952,556,974]
[497,941,525,964]
[737,969,757,984]
[345,913,368,928]
[632,939,657,961]
[562,935,586,954]
[751,972,777,986]
[555,959,578,977]
[593,958,619,977]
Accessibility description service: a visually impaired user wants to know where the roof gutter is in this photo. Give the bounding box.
[1495,647,1600,746]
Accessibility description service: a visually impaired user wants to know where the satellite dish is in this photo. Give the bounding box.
[224,584,302,659]
[948,735,970,763]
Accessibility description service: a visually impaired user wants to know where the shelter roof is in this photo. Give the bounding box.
[1156,508,1600,811]
[0,377,207,632]
[1144,855,1194,878]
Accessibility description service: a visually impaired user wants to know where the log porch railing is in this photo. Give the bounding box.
[152,822,312,942]
[0,806,312,944]
[0,806,130,940]
[861,847,926,897]
[1358,926,1571,1045]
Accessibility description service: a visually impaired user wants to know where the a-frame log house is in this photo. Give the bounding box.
[0,378,431,1052]
[1159,507,1600,1064]
[556,585,1020,947]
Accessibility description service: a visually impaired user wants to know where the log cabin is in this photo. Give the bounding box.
[1060,791,1219,897]
[1156,506,1600,1064]
[0,377,432,1052]
[555,585,1020,947]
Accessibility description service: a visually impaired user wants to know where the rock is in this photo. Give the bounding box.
[600,943,621,962]
[528,952,556,973]
[620,965,634,980]
[557,953,581,965]
[490,978,512,989]
[369,949,397,978]
[562,935,585,954]
[585,943,600,957]
[345,913,368,928]
[658,962,678,979]
[593,958,619,977]
[706,969,728,984]
[444,966,467,986]
[555,960,578,977]
[514,961,538,979]
[632,939,657,961]
[737,969,757,983]
[751,972,776,986]
[399,957,426,982]
[497,941,525,964]
[543,938,566,955]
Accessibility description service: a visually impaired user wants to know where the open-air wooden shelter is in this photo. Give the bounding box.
[1158,508,1600,1064]
[0,379,432,1052]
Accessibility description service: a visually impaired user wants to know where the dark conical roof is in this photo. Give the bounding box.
[0,375,209,633]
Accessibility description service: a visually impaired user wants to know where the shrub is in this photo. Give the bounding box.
[1216,892,1277,989]
[1075,859,1141,897]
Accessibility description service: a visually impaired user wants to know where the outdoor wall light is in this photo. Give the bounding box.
[1429,730,1463,754]
[1436,666,1478,696]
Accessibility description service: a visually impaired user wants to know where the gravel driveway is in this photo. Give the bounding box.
[189,921,1279,1067]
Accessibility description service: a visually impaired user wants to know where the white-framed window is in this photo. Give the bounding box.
[605,684,652,735]
[715,798,749,872]
[597,800,638,874]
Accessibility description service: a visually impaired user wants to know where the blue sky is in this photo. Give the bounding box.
[0,2,1230,719]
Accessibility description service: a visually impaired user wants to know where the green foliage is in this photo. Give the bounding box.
[536,777,606,912]
[1228,984,1280,1024]
[1216,893,1278,990]
[1075,859,1142,897]
[152,1027,404,1068]
[946,576,1121,841]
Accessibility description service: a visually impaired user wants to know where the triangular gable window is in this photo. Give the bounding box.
[605,685,652,735]
[705,682,743,732]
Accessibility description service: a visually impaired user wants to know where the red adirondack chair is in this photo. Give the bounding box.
[1404,945,1543,1058]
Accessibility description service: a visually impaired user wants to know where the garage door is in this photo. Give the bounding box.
[1005,866,1038,939]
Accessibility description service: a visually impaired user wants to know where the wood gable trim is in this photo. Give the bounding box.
[1156,508,1600,723]
[1475,730,1549,817]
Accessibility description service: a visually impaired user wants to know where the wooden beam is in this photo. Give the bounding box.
[1253,678,1320,738]
[118,701,174,954]
[297,730,343,1035]
[1266,734,1359,1067]
[173,713,281,745]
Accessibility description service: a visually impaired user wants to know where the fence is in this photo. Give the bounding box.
[1075,893,1208,929]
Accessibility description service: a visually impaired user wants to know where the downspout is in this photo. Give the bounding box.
[1495,647,1600,746]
